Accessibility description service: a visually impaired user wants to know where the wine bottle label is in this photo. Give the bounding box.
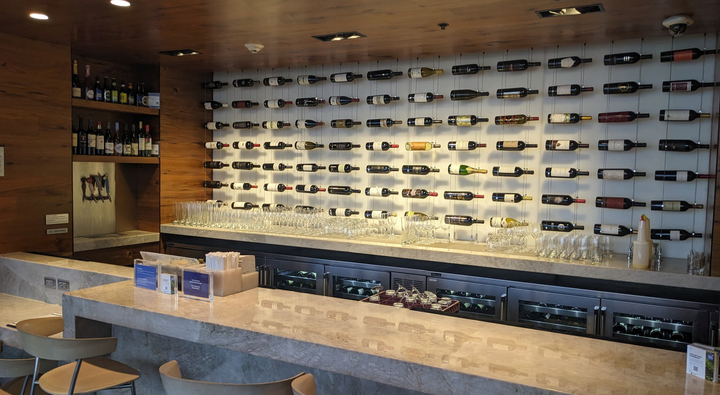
[603,198,625,209]
[231,202,249,209]
[407,142,428,150]
[267,77,280,86]
[549,114,571,123]
[448,164,461,174]
[455,116,472,127]
[663,110,689,120]
[412,94,429,103]
[370,142,382,150]
[367,188,384,196]
[608,140,625,151]
[497,166,516,174]
[409,68,424,78]
[546,196,565,204]
[503,194,516,202]
[115,143,123,155]
[600,224,620,234]
[662,201,682,211]
[205,122,217,130]
[502,141,519,148]
[559,58,575,68]
[86,90,94,100]
[603,170,625,180]
[152,144,159,156]
[265,183,280,190]
[372,96,385,105]
[205,142,217,149]
[379,119,392,128]
[274,164,286,171]
[370,211,384,219]
[500,91,522,98]
[676,172,689,182]
[267,121,279,129]
[204,102,214,110]
[296,120,310,129]
[230,184,242,190]
[329,97,340,105]
[72,87,82,97]
[88,135,96,147]
[105,142,113,153]
[131,143,139,155]
[670,81,691,91]
[413,117,426,125]
[555,85,572,95]
[456,141,470,150]
[269,141,282,148]
[339,164,352,173]
[337,208,350,216]
[551,140,571,150]
[297,164,312,171]
[490,217,506,228]
[670,231,681,240]
[267,100,281,109]
[123,145,131,155]
[550,168,571,177]
[297,76,310,85]
[333,73,348,82]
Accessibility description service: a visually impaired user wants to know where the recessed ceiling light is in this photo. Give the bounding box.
[110,0,131,7]
[536,3,604,18]
[29,13,49,20]
[312,31,366,42]
[159,49,202,57]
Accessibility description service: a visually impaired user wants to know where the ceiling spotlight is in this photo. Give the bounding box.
[110,0,131,6]
[159,49,202,57]
[29,13,49,20]
[312,31,366,42]
[331,35,344,41]
[536,3,604,18]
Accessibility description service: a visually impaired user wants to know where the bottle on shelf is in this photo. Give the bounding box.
[366,142,399,151]
[658,139,710,152]
[366,94,400,105]
[264,183,293,192]
[329,164,360,173]
[650,229,702,241]
[449,89,490,101]
[545,167,590,178]
[365,187,399,197]
[329,96,360,106]
[294,119,325,129]
[231,202,260,210]
[294,97,325,107]
[294,141,324,150]
[329,142,361,150]
[263,99,291,109]
[329,208,360,217]
[408,67,444,78]
[547,84,594,97]
[654,170,715,182]
[143,125,153,157]
[297,75,327,85]
[545,140,590,151]
[366,119,403,128]
[230,183,258,190]
[365,210,395,219]
[542,195,586,206]
[408,92,444,103]
[75,116,86,155]
[660,48,718,62]
[137,82,147,106]
[659,109,711,122]
[496,59,541,72]
[86,118,96,155]
[407,117,442,126]
[232,79,260,87]
[110,78,118,103]
[443,191,484,201]
[203,81,227,89]
[366,165,399,174]
[447,141,486,151]
[596,197,646,209]
[83,65,93,100]
[231,161,260,170]
[451,64,491,75]
[102,77,111,102]
[131,126,140,156]
[662,80,719,92]
[261,204,286,211]
[401,189,437,199]
[104,121,113,156]
[496,87,539,99]
[203,181,228,189]
[492,166,534,177]
[262,77,292,86]
[231,100,259,109]
[119,80,128,105]
[296,163,326,172]
[296,184,326,194]
[496,141,538,151]
[547,56,592,68]
[448,164,487,176]
[95,122,104,156]
[261,163,292,171]
[94,76,102,102]
[330,72,362,83]
[603,82,653,94]
[203,161,229,169]
[547,113,592,124]
[263,141,292,150]
[204,101,228,110]
[327,186,361,195]
[261,121,291,129]
[444,215,485,226]
[494,115,539,125]
[491,193,532,203]
[405,142,440,151]
[603,52,652,65]
[650,200,703,211]
[71,119,79,155]
[230,121,258,130]
[233,141,260,150]
[71,60,82,98]
[598,111,650,123]
[330,119,362,128]
[541,220,584,232]
[113,122,122,156]
[447,115,489,126]
[594,224,636,237]
[598,169,646,180]
[204,122,230,130]
[205,141,230,150]
[490,217,528,228]
[127,83,135,106]
[366,69,403,80]
[402,165,440,175]
[598,140,647,151]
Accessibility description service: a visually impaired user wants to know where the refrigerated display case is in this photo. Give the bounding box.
[507,289,600,334]
[426,277,507,321]
[264,258,325,295]
[327,266,390,300]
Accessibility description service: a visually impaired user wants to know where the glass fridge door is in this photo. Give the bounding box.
[507,289,599,334]
[266,259,325,295]
[426,278,506,321]
[328,266,390,300]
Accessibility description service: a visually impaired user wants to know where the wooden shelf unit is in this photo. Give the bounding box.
[73,155,159,164]
[72,98,159,115]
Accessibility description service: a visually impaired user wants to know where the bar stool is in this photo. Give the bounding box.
[16,317,140,395]
[0,356,55,395]
[291,374,316,395]
[159,360,303,395]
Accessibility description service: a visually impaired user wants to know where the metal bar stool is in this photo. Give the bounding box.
[0,355,55,395]
[291,373,316,395]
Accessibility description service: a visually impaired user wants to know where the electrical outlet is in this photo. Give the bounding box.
[57,279,70,291]
[44,277,57,289]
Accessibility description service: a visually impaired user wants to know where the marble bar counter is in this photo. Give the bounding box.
[73,230,160,252]
[0,293,62,349]
[63,280,720,395]
[161,224,720,292]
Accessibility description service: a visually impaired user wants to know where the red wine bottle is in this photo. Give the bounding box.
[658,139,710,152]
[448,115,489,126]
[598,111,650,123]
[230,183,258,190]
[547,56,592,68]
[662,80,719,92]
[547,113,592,124]
[548,84,594,96]
[408,92,444,103]
[496,87,539,99]
[296,184,326,194]
[366,165,399,174]
[203,181,228,188]
[443,191,484,201]
[296,163,326,172]
[329,96,360,106]
[402,165,440,175]
[365,142,399,151]
[654,170,715,182]
[261,163,292,171]
[329,164,360,173]
[450,89,490,101]
[660,48,717,62]
[330,119,362,128]
[447,141,486,151]
[204,122,230,130]
[232,79,260,87]
[203,81,227,89]
[294,141,324,150]
[494,115,539,125]
[603,52,652,65]
[401,189,437,199]
[491,193,532,203]
[230,202,259,210]
[542,195,585,205]
[366,187,399,197]
[205,141,230,149]
[594,224,636,236]
[545,167,589,178]
[541,220,584,232]
[492,166,534,177]
[231,100,259,108]
[451,63,491,75]
[327,186,361,195]
[496,141,538,151]
[366,69,403,80]
[261,121,291,129]
[329,142,361,150]
[204,101,228,110]
[595,197,646,209]
[407,117,442,126]
[330,72,362,82]
[598,140,646,151]
[444,215,484,226]
[71,60,82,98]
[650,200,703,211]
[329,208,360,217]
[263,183,293,192]
[545,140,589,151]
[262,77,292,86]
[233,141,260,150]
[366,94,400,105]
[263,141,292,150]
[295,97,325,107]
[659,110,711,122]
[263,99,291,109]
[496,59,541,72]
[296,75,327,85]
[295,119,325,129]
[597,169,646,180]
[603,82,652,94]
[231,162,260,170]
[650,229,702,241]
[233,121,260,129]
[366,119,402,128]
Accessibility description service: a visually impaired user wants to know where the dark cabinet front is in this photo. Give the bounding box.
[327,266,390,300]
[426,277,507,321]
[264,258,325,295]
[507,289,600,335]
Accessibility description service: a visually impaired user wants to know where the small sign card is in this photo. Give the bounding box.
[182,268,213,302]
[134,259,159,291]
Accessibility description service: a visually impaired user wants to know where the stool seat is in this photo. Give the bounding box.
[1,377,50,395]
[291,373,316,395]
[38,357,139,395]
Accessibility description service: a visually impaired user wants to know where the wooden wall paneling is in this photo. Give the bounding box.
[114,164,138,233]
[72,242,160,267]
[135,164,160,232]
[0,32,72,255]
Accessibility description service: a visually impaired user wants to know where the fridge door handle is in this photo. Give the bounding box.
[599,307,607,336]
[323,272,330,297]
[500,293,507,321]
[593,306,600,334]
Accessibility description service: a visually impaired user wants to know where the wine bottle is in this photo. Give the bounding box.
[104,122,113,156]
[603,52,652,65]
[650,200,703,211]
[450,89,490,101]
[119,80,128,104]
[330,72,362,82]
[547,56,592,69]
[451,64,491,75]
[330,119,362,128]
[204,101,228,110]
[541,220,584,232]
[365,187,399,197]
[296,163,326,172]
[366,165,399,174]
[402,165,440,175]
[263,141,292,150]
[491,193,532,203]
[133,122,142,157]
[547,84,594,97]
[233,121,260,129]
[496,141,538,151]
[443,191,484,201]
[263,99,291,109]
[545,140,590,151]
[232,141,260,150]
[603,82,653,94]
[447,116,489,126]
[86,119,95,155]
[71,60,82,98]
[650,229,702,241]
[654,170,715,182]
[365,210,395,219]
[660,48,718,62]
[598,111,650,123]
[294,120,324,129]
[231,100,259,109]
[203,181,228,189]
[127,83,135,105]
[294,141,324,150]
[329,164,360,173]
[143,125,153,157]
[294,97,325,107]
[366,118,404,129]
[95,122,105,156]
[448,164,487,175]
[296,75,327,85]
[496,59,541,72]
[494,115,539,125]
[205,142,229,149]
[83,65,93,100]
[366,69,403,80]
[597,169,646,180]
[261,121,291,129]
[102,77,111,102]
[492,166,534,177]
[329,208,360,217]
[329,142,361,150]
[110,78,118,103]
[598,140,646,151]
[366,141,399,151]
[231,202,259,210]
[542,194,586,205]
[662,80,719,92]
[232,79,260,87]
[408,67,444,78]
[593,224,636,237]
[400,189,437,199]
[544,167,590,178]
[595,197,646,209]
[444,215,484,226]
[547,113,592,124]
[232,162,260,170]
[261,204,286,211]
[296,184,326,194]
[203,81,227,89]
[659,110,711,122]
[203,161,229,169]
[405,142,440,151]
[408,92,444,103]
[136,82,145,106]
[407,117,442,126]
[94,76,102,102]
[490,217,528,228]
[264,183,293,192]
[230,183,258,190]
[496,87,539,99]
[327,186,361,195]
[658,139,710,152]
[261,163,292,171]
[447,141,486,151]
[329,96,360,106]
[204,122,230,130]
[122,124,132,156]
[112,122,122,157]
[366,94,400,105]
[263,77,292,86]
